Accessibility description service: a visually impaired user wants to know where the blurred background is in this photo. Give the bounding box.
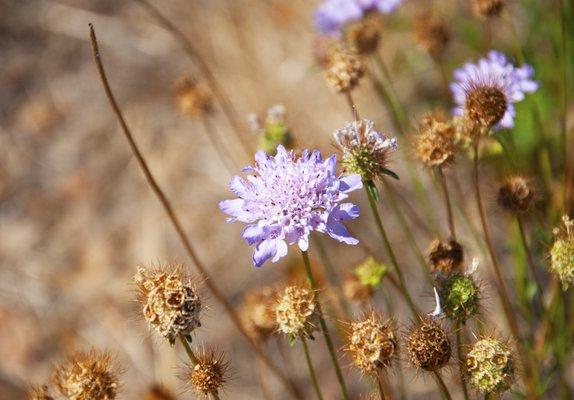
[0,0,571,399]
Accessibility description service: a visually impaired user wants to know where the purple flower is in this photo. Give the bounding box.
[220,145,363,267]
[450,50,538,130]
[314,0,402,36]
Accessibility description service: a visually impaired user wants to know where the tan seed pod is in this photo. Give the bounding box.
[413,13,450,60]
[427,238,464,274]
[174,76,212,119]
[465,85,508,129]
[186,348,229,397]
[239,285,279,342]
[413,112,456,168]
[324,46,365,93]
[344,15,381,55]
[497,176,535,213]
[276,285,320,339]
[473,0,505,18]
[406,318,451,371]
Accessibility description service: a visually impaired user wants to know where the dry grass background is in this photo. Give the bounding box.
[0,0,552,398]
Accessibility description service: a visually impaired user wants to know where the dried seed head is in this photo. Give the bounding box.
[344,16,381,55]
[141,384,177,400]
[466,337,514,394]
[465,84,508,129]
[187,348,229,396]
[54,350,120,400]
[346,312,397,375]
[324,46,365,93]
[438,273,480,323]
[240,286,278,342]
[427,239,464,274]
[343,275,374,303]
[413,112,456,168]
[550,215,574,290]
[406,318,451,371]
[473,0,505,17]
[413,13,450,60]
[174,76,212,119]
[497,176,535,213]
[27,385,54,400]
[276,285,320,339]
[134,265,202,343]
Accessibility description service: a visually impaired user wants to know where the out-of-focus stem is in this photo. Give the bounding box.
[437,166,456,240]
[201,116,238,175]
[301,336,325,400]
[314,237,351,316]
[301,250,349,400]
[432,371,453,400]
[456,324,470,400]
[376,372,391,400]
[516,215,546,304]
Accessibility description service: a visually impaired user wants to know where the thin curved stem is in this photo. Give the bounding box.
[455,325,470,400]
[437,166,456,240]
[301,336,325,400]
[301,250,349,400]
[516,215,546,304]
[432,371,453,400]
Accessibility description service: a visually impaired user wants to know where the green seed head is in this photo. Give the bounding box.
[466,338,514,394]
[550,215,574,291]
[354,256,388,287]
[258,121,292,154]
[439,273,479,323]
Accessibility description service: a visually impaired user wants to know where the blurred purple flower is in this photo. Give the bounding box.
[450,50,539,130]
[220,145,362,267]
[314,0,402,36]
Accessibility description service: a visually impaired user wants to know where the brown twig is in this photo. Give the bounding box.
[437,166,456,240]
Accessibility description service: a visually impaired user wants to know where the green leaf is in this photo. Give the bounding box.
[366,180,380,202]
[382,168,400,180]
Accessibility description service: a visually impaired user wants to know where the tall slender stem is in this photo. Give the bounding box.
[301,336,325,400]
[376,372,393,400]
[179,335,222,400]
[455,325,470,400]
[364,184,419,316]
[89,24,301,399]
[432,371,453,400]
[301,250,349,400]
[516,215,546,304]
[314,237,351,316]
[437,166,456,240]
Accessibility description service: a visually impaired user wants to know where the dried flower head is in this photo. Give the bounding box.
[220,145,362,267]
[240,286,278,342]
[134,266,202,343]
[186,348,229,397]
[497,176,535,213]
[174,76,212,119]
[276,285,320,340]
[344,15,381,55]
[466,337,514,394]
[550,215,574,290]
[346,312,397,375]
[473,0,504,18]
[141,384,177,400]
[249,104,293,154]
[406,318,451,371]
[438,273,480,322]
[427,239,464,273]
[354,256,388,287]
[333,119,398,181]
[413,112,456,167]
[54,350,119,400]
[27,385,54,400]
[324,46,365,93]
[413,13,450,60]
[451,51,538,130]
[343,274,374,303]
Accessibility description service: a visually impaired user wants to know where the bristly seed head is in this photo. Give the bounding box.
[413,112,456,168]
[497,176,535,213]
[53,349,120,400]
[346,312,397,375]
[413,12,450,60]
[550,215,574,290]
[466,337,514,394]
[134,265,202,343]
[427,239,464,274]
[27,385,54,400]
[276,285,320,340]
[324,45,365,93]
[187,348,229,396]
[174,76,212,119]
[344,15,381,55]
[473,0,505,18]
[465,85,508,129]
[438,273,480,323]
[406,318,451,371]
[240,286,279,343]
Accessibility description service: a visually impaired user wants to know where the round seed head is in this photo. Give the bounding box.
[27,385,54,400]
[466,337,514,394]
[134,265,202,343]
[187,348,229,396]
[174,76,212,119]
[344,16,381,55]
[343,275,374,303]
[550,215,574,290]
[346,312,397,375]
[438,273,480,323]
[413,112,456,168]
[240,286,278,342]
[427,239,464,274]
[497,176,535,213]
[465,85,508,129]
[324,46,365,93]
[407,319,451,371]
[413,13,450,60]
[53,350,120,400]
[276,285,320,339]
[473,0,505,17]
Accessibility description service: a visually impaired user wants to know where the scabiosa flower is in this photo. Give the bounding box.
[185,347,229,397]
[550,215,574,290]
[466,337,515,394]
[54,350,120,400]
[333,119,398,181]
[406,318,451,371]
[450,51,538,130]
[219,145,362,268]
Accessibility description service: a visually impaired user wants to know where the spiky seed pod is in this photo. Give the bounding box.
[276,285,320,340]
[427,239,464,274]
[240,286,278,342]
[344,15,381,55]
[473,0,504,17]
[53,350,119,400]
[465,84,508,130]
[438,273,480,323]
[134,266,202,343]
[406,319,451,371]
[413,112,456,168]
[27,385,54,400]
[413,13,450,60]
[343,275,374,303]
[141,384,177,400]
[497,176,535,213]
[324,46,365,93]
[550,215,574,290]
[187,348,229,397]
[347,312,397,375]
[466,337,514,394]
[174,76,212,119]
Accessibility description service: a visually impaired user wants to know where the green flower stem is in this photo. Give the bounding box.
[364,183,419,316]
[301,250,350,400]
[179,334,222,400]
[301,336,325,400]
[455,324,470,400]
